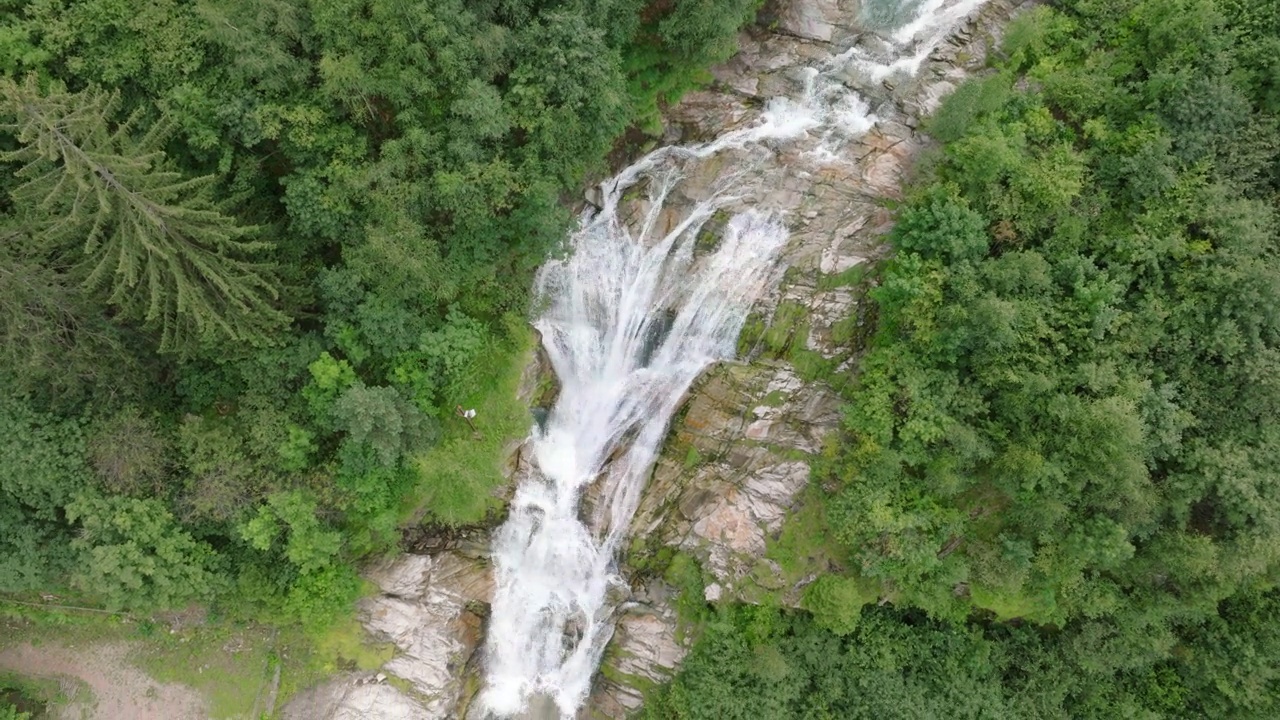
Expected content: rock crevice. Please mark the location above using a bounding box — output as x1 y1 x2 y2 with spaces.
282 2 1029 718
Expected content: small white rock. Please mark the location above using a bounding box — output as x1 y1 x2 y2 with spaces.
704 583 723 602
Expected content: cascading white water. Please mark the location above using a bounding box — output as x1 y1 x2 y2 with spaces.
478 118 807 720
478 2 990 717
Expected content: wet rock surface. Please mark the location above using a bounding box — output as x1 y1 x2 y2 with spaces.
282 2 1029 719
360 552 492 716
586 594 688 719
282 678 428 720
280 551 493 720
588 0 1030 715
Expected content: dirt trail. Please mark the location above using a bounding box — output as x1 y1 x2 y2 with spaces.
0 642 207 720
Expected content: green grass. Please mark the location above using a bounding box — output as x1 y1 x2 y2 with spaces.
0 597 395 720
273 613 396 709
305 615 395 673
683 446 703 470
789 346 837 383
1 671 65 718
410 324 536 526
0 599 125 638
760 389 788 407
664 552 712 631
749 301 848 384
816 263 869 291
969 585 1056 624
829 314 861 347
762 301 809 355
134 623 278 719
765 489 851 586
0 602 279 720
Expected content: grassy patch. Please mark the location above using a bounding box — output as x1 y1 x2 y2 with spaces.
0 598 129 642
955 481 1011 542
0 603 281 720
753 301 848 384
664 552 712 635
598 658 660 698
760 389 788 407
411 325 535 525
627 536 678 578
134 624 277 719
683 446 703 470
788 346 836 383
304 614 394 674
829 314 861 347
816 263 869 291
0 672 64 718
765 489 851 586
271 613 397 710
0 598 393 720
970 585 1055 624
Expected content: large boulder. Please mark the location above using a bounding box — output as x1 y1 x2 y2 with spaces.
281 552 492 720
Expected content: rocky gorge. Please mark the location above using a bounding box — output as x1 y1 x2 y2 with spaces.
282 1 1031 717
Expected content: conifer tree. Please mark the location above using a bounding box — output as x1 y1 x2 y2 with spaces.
0 75 285 353
0 220 135 399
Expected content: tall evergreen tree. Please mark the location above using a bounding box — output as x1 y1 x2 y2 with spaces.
0 75 285 353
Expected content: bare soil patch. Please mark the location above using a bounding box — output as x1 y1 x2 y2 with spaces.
0 642 207 720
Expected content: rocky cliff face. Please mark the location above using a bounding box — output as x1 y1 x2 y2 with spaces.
586 1 1031 714
280 548 496 720
282 2 1028 718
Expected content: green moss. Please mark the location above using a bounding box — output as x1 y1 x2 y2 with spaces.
307 615 395 672
829 315 861 347
780 265 807 286
683 446 703 470
788 347 833 383
386 673 420 700
694 209 731 256
748 558 786 591
629 539 677 577
763 301 809 356
736 312 767 356
599 658 660 697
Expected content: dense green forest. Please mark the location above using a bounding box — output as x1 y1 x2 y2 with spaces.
650 0 1280 717
5 0 1280 717
0 0 762 629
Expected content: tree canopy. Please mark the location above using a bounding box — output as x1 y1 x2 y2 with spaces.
655 0 1280 716
0 0 764 624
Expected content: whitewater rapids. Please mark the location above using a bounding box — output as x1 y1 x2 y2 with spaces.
477 1 992 717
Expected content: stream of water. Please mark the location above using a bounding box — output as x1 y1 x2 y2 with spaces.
477 2 990 717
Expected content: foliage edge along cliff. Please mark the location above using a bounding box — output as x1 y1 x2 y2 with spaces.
0 0 765 627
644 1 1280 718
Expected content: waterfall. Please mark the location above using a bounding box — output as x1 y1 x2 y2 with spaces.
477 2 990 717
